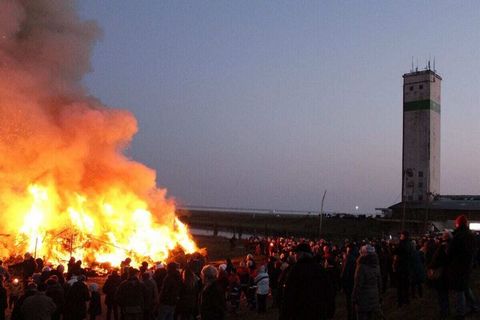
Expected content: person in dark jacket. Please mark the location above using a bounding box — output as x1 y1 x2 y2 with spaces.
393 231 413 307
103 270 121 320
352 244 382 320
88 283 102 320
428 230 451 319
268 260 282 308
277 257 294 315
64 275 90 320
447 215 478 318
410 241 426 299
22 253 36 288
11 282 38 320
49 265 66 286
341 244 357 320
141 272 158 320
7 277 22 310
176 264 199 320
280 243 333 320
199 265 225 320
45 276 65 320
0 275 7 320
116 269 147 320
158 262 182 320
21 290 56 320
377 241 391 294
153 264 167 296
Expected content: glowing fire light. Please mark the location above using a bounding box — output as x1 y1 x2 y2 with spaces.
9 183 197 266
0 0 198 267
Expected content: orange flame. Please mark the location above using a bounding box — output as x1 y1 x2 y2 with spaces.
9 183 197 266
0 0 197 267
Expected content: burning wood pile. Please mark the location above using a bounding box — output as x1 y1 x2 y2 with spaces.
0 0 197 267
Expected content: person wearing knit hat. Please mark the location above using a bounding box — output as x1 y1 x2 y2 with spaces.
447 214 478 318
455 214 468 228
353 242 382 320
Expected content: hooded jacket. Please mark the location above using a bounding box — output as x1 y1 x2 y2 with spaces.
352 253 382 313
254 267 269 295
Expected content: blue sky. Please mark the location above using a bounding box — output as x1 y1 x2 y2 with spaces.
78 1 480 213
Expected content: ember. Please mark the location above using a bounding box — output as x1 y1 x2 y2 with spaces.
0 0 197 266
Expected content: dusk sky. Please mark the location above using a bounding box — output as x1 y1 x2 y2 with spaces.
78 1 480 214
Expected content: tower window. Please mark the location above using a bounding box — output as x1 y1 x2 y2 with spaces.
418 182 423 188
418 171 424 177
418 195 423 201
409 86 414 91
419 85 423 90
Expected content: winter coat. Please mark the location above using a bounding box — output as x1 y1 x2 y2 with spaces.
21 292 56 320
200 280 226 320
0 286 6 310
22 258 36 279
341 252 357 292
236 266 250 286
102 273 121 306
159 271 181 306
8 282 22 298
45 282 65 314
11 290 37 320
142 278 157 312
0 267 9 281
115 277 147 314
176 273 199 315
393 239 413 275
428 241 449 290
88 291 102 317
410 249 426 284
64 280 90 320
352 254 382 313
447 225 476 291
280 255 333 320
153 269 167 295
254 270 269 295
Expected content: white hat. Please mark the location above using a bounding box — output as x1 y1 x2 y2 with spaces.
360 244 375 256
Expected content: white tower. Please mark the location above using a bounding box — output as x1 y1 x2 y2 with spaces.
402 67 441 202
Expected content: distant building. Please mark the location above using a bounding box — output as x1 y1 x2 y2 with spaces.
402 69 441 202
390 67 480 225
390 194 480 221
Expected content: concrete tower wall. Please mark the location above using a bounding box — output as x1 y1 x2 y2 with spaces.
402 70 441 202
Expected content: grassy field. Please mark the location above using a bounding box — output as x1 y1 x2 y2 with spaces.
182 210 426 240
195 235 480 320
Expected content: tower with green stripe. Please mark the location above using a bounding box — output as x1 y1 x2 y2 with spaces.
402 69 441 203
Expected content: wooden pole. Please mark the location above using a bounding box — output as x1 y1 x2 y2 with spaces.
318 190 327 238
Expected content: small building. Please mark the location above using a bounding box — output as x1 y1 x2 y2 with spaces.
389 195 480 221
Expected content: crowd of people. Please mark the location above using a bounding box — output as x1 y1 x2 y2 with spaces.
236 214 480 319
0 214 478 320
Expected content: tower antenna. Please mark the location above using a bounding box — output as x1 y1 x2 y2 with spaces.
433 57 436 72
411 56 414 72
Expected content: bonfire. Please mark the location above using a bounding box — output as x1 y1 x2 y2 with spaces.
0 0 197 267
